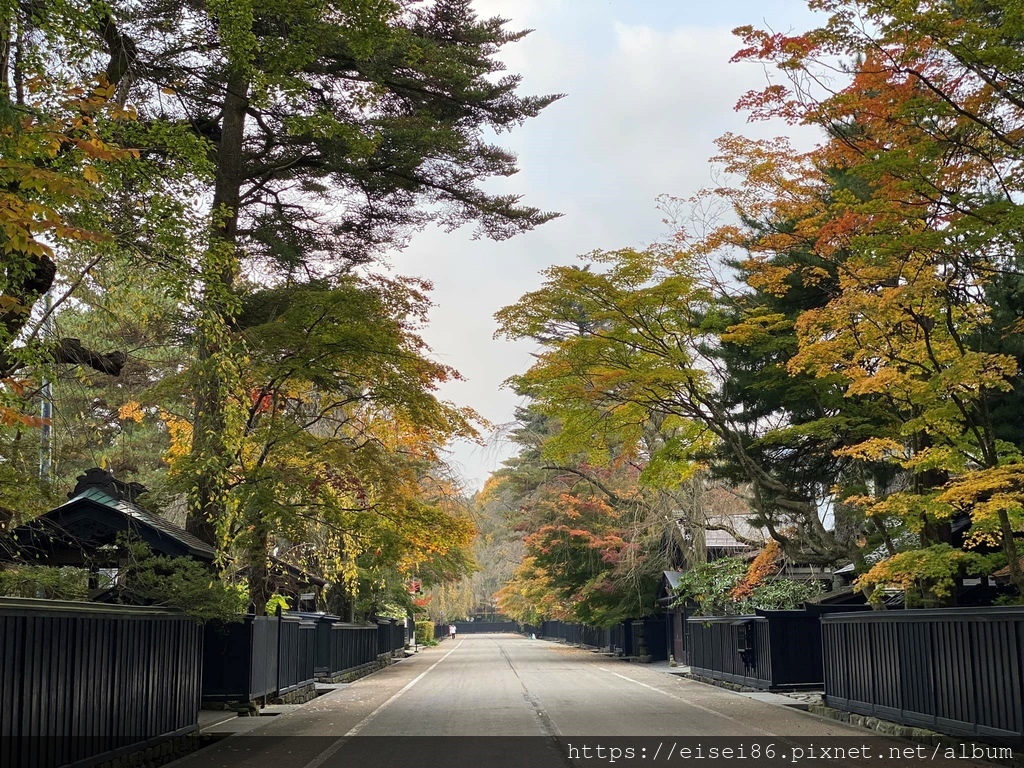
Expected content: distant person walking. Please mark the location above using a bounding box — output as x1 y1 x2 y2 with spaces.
450 624 456 639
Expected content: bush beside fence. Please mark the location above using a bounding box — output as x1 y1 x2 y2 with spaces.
415 620 434 645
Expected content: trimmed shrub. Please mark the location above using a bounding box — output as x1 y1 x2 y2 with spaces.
415 620 435 645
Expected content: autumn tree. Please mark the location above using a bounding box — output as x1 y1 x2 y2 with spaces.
0 1 145 387
496 556 569 626
727 1 1024 600
496 245 858 564
484 402 689 626
108 274 478 613
2 1 532 611
0 1 174 519
58 0 562 545
497 0 1024 605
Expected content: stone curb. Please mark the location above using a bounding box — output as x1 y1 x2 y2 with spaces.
806 704 1024 768
176 652 406 765
684 676 1024 767
314 651 402 685
94 732 200 768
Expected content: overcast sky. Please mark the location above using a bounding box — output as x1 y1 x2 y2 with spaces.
388 0 823 492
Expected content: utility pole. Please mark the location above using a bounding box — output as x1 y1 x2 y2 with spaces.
39 292 53 481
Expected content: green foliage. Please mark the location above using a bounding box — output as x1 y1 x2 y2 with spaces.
496 248 713 475
672 558 748 616
671 557 823 615
993 594 1024 607
265 594 291 614
749 579 825 610
0 566 89 601
415 620 435 645
0 443 60 526
117 540 247 623
495 246 846 566
855 545 1004 608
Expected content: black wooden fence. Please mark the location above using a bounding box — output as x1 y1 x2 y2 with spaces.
609 621 625 655
202 615 282 701
321 620 378 678
376 617 406 654
526 617 668 660
204 613 402 700
687 613 775 688
535 621 597 649
688 607 866 690
454 621 519 633
0 597 202 768
277 614 317 696
822 606 1024 746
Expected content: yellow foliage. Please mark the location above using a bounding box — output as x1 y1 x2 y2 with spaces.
160 410 193 462
118 401 145 423
855 545 995 607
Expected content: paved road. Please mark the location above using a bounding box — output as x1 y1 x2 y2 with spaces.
171 634 980 768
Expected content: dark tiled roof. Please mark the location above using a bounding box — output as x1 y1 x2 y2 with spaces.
48 488 215 561
76 488 215 559
69 467 147 503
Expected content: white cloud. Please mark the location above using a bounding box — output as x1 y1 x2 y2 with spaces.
388 8 820 491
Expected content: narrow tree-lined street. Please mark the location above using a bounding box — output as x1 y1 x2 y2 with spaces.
6 1 1024 765
175 635 973 768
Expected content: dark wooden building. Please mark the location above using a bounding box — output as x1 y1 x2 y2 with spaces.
1 468 326 608
2 469 215 578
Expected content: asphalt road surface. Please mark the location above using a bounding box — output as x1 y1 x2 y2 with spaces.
170 634 988 768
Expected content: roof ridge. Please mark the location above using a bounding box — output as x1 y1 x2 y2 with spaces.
58 486 215 559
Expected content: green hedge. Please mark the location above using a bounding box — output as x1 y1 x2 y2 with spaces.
415 620 435 645
0 565 89 600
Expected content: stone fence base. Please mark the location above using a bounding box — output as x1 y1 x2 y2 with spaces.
808 704 1023 768
273 682 317 705
316 653 397 684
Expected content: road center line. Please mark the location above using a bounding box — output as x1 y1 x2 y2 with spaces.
302 639 465 768
495 637 563 738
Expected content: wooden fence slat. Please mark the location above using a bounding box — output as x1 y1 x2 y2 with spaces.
823 606 1024 747
0 598 202 768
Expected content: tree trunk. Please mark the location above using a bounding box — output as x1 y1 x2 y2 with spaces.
1 8 11 101
247 535 271 617
186 69 249 546
915 439 950 548
998 508 1024 596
